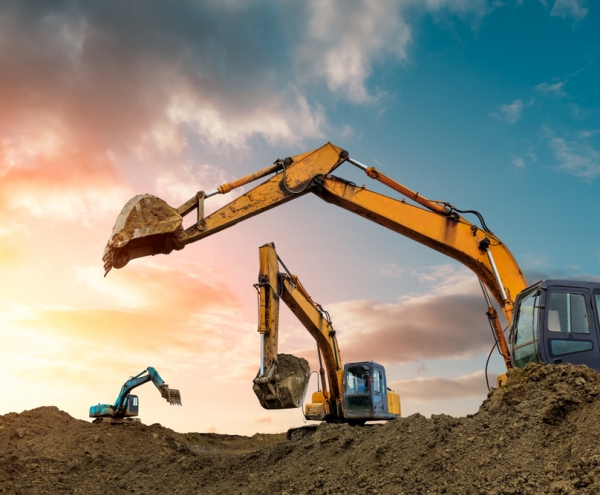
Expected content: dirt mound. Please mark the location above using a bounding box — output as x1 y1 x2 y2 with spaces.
4 364 600 494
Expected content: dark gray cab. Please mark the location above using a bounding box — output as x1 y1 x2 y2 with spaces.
342 361 397 421
511 280 600 370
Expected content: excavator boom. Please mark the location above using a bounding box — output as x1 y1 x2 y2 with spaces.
103 143 528 370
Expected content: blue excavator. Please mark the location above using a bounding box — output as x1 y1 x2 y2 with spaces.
89 367 181 424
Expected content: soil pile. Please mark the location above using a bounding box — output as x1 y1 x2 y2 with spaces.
3 363 600 495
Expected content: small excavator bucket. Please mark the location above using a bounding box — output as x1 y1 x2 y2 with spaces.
103 195 183 275
161 385 182 406
253 354 310 410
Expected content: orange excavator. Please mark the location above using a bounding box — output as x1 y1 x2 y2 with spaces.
252 242 400 424
103 142 600 381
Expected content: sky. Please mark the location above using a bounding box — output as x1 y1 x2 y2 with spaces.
1 0 599 435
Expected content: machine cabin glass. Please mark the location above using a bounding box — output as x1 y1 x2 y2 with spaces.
512 289 541 368
343 362 390 417
126 395 139 416
344 364 372 411
595 291 600 333
543 287 599 368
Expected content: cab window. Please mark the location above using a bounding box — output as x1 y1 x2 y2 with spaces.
373 369 381 394
515 290 538 345
548 292 590 334
345 365 370 395
550 340 593 357
512 290 540 368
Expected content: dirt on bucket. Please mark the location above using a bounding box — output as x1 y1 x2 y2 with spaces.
253 353 311 409
276 353 310 380
4 363 600 494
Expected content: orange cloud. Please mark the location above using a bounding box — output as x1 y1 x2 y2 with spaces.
2 260 246 379
329 292 493 365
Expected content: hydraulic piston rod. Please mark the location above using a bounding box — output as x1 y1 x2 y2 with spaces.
346 157 450 215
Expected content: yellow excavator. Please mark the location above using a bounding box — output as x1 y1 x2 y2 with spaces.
103 142 600 381
252 242 400 424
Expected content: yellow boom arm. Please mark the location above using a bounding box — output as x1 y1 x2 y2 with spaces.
255 243 344 414
104 143 528 369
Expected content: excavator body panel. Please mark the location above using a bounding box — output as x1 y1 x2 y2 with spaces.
89 403 115 418
342 362 398 421
304 390 331 420
512 280 600 371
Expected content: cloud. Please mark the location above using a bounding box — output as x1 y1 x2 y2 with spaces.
319 265 495 365
76 259 238 313
299 0 498 103
4 259 252 388
550 0 588 22
578 130 600 139
390 370 494 402
299 0 412 103
510 154 525 168
379 263 405 278
544 128 600 179
492 99 532 124
154 162 235 211
535 80 567 97
0 0 329 224
0 117 132 223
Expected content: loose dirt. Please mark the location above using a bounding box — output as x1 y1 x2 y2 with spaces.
123 195 178 237
3 363 600 494
277 353 310 381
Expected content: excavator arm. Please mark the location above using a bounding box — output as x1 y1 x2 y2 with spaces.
113 367 182 412
103 143 528 369
253 243 343 416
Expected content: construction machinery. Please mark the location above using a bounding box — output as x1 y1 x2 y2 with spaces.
102 142 600 376
90 367 182 424
253 242 400 424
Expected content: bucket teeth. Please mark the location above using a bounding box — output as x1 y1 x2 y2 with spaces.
169 389 182 406
103 246 113 277
161 386 182 406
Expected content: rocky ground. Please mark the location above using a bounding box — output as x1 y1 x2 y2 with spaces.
3 363 600 494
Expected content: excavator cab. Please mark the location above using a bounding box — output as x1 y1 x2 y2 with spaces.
511 280 600 371
125 395 139 417
342 362 400 421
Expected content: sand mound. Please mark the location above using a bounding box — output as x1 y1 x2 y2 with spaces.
3 363 600 494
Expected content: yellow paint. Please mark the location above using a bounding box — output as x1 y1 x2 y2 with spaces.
387 390 401 416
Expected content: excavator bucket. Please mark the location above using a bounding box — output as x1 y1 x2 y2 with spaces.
253 354 310 410
160 385 182 406
103 195 183 276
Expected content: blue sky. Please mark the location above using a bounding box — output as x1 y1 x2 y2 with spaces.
0 0 598 433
